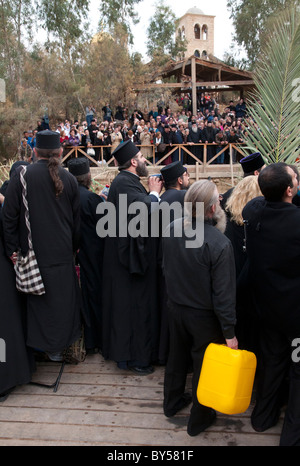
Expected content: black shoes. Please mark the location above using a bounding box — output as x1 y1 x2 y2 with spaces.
129 365 154 375
164 392 192 417
0 392 9 402
0 386 15 402
187 408 216 436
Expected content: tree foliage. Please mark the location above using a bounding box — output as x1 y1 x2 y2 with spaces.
0 0 148 161
99 0 142 44
146 4 186 65
226 0 299 69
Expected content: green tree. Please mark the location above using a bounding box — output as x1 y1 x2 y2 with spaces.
0 0 33 103
146 4 186 65
99 0 142 44
84 31 135 110
227 0 299 69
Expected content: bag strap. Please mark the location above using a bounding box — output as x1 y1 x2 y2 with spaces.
19 165 33 249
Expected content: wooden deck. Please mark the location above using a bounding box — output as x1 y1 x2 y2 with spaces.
0 353 283 447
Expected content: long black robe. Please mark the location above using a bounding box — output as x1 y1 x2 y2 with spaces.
0 207 34 395
101 170 161 366
242 197 300 445
158 188 187 364
76 185 105 351
224 217 259 354
2 160 81 353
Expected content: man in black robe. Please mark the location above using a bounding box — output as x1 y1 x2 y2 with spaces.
0 193 34 401
187 122 201 164
242 162 300 446
101 140 163 375
160 161 190 206
68 157 105 353
157 162 190 365
2 130 81 362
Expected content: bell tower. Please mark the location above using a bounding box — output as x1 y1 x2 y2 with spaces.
177 6 215 59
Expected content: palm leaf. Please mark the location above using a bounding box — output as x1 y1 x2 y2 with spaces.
242 6 300 164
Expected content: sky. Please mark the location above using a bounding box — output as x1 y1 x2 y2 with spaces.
89 0 240 62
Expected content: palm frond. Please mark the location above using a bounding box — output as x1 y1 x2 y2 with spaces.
242 6 300 164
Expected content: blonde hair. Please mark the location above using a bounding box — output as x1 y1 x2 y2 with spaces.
226 175 262 226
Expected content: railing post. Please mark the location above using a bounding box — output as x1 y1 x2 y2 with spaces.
203 144 207 176
230 144 234 186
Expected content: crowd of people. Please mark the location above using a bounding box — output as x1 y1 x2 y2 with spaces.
18 94 247 166
1 92 300 446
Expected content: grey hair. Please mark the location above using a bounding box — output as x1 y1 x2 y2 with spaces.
184 180 218 224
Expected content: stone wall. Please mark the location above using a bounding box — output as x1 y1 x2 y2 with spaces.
90 165 242 196
0 164 242 197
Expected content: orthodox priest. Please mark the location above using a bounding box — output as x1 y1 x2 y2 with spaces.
0 189 34 401
101 140 163 375
157 161 190 365
2 130 81 361
68 157 105 353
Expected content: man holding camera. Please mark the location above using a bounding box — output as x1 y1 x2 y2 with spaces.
101 140 163 375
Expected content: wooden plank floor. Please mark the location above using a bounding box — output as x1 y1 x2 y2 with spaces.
0 353 283 447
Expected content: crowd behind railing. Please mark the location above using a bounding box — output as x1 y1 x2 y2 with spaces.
18 94 248 168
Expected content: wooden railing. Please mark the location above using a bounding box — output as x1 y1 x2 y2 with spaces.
62 143 246 167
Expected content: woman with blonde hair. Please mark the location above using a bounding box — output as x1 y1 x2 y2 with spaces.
226 175 262 229
225 175 262 275
225 175 262 352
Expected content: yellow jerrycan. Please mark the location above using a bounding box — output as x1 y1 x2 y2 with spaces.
197 343 257 415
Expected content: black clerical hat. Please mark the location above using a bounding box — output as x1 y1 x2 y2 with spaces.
240 152 265 174
160 161 186 183
112 140 140 165
36 130 61 149
68 157 90 176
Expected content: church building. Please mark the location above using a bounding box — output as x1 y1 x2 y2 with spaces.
177 6 215 59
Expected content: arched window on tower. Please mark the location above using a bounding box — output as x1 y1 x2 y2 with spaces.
202 25 208 40
202 50 208 59
194 24 200 39
182 26 185 39
194 50 200 58
178 28 182 39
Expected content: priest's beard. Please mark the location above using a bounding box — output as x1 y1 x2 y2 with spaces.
136 159 149 177
213 204 227 234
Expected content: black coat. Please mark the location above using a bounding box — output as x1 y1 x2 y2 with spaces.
77 185 105 350
160 188 186 207
2 160 81 353
157 188 187 364
242 197 300 334
0 208 34 394
163 218 236 339
224 215 259 352
187 129 201 144
101 170 161 365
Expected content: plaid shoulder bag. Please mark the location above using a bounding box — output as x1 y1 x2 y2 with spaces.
14 165 46 295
